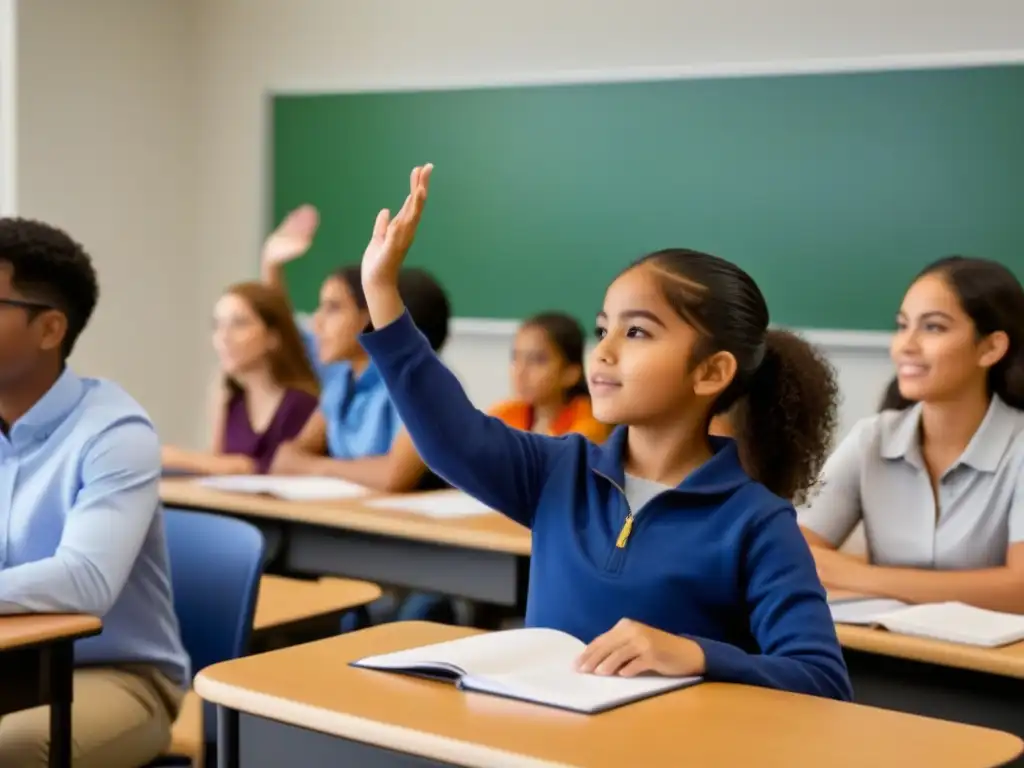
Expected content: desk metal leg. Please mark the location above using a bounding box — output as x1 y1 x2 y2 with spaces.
45 642 74 768
217 706 240 768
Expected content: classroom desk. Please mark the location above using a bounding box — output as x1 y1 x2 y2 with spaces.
160 480 531 609
0 614 102 768
195 622 1023 768
834 623 1024 766
253 575 383 635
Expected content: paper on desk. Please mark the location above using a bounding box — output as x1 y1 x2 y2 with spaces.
364 490 496 519
195 475 370 501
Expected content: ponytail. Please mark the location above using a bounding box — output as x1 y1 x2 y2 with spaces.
988 344 1024 410
729 330 840 504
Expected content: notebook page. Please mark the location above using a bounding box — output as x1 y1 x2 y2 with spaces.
464 661 699 714
364 490 496 519
829 598 909 625
195 475 369 501
353 628 586 678
878 602 1024 647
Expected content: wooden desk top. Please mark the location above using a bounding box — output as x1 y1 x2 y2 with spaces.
0 614 102 651
253 576 382 632
196 622 1023 768
827 590 1024 679
160 480 531 556
836 623 1024 680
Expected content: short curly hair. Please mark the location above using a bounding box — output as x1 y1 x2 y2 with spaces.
0 218 98 358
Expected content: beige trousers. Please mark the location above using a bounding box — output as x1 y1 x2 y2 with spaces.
0 664 183 768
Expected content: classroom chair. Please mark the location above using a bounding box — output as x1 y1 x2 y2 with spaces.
150 508 265 768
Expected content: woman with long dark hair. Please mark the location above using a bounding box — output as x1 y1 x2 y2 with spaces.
800 256 1024 614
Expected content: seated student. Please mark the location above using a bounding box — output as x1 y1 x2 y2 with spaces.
161 281 319 475
261 208 455 624
0 219 188 767
353 165 851 699
260 206 451 492
490 312 610 443
800 256 1024 614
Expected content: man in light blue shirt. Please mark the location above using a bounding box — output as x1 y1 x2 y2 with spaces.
0 218 188 768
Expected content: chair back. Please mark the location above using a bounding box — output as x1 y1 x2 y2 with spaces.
164 508 264 743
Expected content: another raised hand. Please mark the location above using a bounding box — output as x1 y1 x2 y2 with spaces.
262 204 320 266
361 164 433 329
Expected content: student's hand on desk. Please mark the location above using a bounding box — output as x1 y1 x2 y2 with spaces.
361 164 432 291
811 546 870 591
575 619 706 677
268 443 311 475
262 204 319 265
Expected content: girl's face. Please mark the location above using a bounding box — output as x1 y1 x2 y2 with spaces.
510 325 580 407
212 293 276 377
891 273 1006 403
588 265 734 426
312 277 369 363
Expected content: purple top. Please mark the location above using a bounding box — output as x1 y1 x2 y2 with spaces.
223 388 318 474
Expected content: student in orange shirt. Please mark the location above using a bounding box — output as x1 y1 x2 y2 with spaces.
490 312 610 443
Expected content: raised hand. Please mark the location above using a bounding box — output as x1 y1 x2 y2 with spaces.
262 204 320 266
361 164 433 291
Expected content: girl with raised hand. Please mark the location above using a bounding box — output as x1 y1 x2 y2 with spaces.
355 165 851 700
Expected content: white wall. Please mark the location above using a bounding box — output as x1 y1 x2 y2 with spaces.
14 1 1024 447
15 0 203 444
190 0 1024 444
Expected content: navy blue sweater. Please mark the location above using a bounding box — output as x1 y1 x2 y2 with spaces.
361 312 852 701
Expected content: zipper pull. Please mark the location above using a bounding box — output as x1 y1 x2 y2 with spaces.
616 513 635 548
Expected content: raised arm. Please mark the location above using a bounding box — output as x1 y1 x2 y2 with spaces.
260 204 320 294
0 420 162 615
357 165 569 526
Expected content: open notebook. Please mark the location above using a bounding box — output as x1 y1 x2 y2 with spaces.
363 490 496 519
352 628 700 714
194 475 369 502
829 598 1024 648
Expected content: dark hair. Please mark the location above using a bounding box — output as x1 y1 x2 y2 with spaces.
399 268 451 352
879 255 1024 412
635 249 840 503
331 265 368 311
522 312 589 400
0 218 98 358
328 265 450 352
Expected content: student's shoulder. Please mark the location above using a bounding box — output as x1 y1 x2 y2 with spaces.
78 377 156 433
487 398 529 424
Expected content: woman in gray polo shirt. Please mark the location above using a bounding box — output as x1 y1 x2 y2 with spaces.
800 256 1024 614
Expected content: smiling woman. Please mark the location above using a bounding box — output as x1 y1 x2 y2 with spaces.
160 282 319 475
800 256 1024 614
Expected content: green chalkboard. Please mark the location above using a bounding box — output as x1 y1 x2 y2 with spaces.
271 65 1024 331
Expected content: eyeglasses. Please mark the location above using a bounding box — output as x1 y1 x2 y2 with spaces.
0 298 53 312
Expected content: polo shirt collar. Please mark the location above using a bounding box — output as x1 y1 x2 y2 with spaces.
880 395 1017 473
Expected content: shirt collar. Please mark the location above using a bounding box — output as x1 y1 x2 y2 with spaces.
589 426 752 496
880 395 1017 473
9 368 84 443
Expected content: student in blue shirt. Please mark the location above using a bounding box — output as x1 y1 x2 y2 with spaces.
260 206 457 626
259 206 450 496
0 219 188 766
353 165 852 700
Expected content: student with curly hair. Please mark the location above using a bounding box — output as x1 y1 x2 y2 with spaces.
801 256 1024 614
0 218 187 766
353 165 851 700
